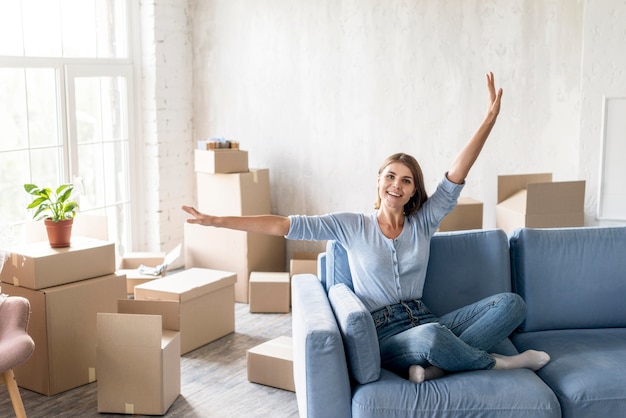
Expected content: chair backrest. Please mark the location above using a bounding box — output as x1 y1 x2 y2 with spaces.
0 296 35 373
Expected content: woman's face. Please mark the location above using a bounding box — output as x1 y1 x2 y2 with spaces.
377 162 416 212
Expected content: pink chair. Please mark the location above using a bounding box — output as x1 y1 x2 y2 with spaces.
0 296 35 418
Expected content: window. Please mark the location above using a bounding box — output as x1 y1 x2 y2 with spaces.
0 0 134 254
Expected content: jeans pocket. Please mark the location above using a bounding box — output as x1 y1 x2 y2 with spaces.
372 309 388 331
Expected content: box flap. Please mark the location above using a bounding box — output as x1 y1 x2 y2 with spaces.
497 173 552 203
134 268 237 302
526 181 586 214
497 189 528 214
117 299 181 331
97 313 162 348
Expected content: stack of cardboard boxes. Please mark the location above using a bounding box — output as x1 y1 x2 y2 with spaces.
184 145 286 303
0 237 126 396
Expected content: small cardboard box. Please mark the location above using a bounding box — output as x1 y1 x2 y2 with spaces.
496 173 586 234
1 273 126 396
0 237 116 289
247 336 295 392
184 223 285 303
249 272 290 313
117 244 182 294
97 313 181 415
439 196 483 232
196 169 271 216
194 149 249 174
290 252 319 277
130 268 237 354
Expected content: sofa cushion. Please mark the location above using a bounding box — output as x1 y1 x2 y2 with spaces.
512 328 626 418
423 229 512 317
328 283 380 384
325 240 353 292
509 226 626 332
351 368 560 418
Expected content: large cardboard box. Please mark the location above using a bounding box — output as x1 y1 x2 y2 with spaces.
247 336 295 392
496 173 586 234
184 223 285 303
194 149 249 174
130 268 236 354
0 237 115 289
439 196 483 232
290 252 319 277
1 273 126 395
117 244 182 294
196 169 270 215
249 272 290 313
97 313 181 415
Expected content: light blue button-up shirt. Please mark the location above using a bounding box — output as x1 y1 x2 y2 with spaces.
286 175 464 311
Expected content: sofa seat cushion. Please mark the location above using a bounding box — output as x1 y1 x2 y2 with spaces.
351 368 560 418
512 328 626 418
328 283 380 384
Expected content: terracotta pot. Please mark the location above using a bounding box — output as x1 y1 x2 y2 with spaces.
44 218 74 248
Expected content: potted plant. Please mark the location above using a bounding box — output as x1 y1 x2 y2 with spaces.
24 183 79 248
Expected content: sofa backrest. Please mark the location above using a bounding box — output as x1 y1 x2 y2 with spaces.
423 229 512 317
510 226 626 332
321 240 353 292
320 229 512 317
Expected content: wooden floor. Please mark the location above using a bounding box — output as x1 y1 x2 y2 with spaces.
0 303 299 418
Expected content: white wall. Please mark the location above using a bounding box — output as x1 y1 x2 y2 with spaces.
144 0 626 258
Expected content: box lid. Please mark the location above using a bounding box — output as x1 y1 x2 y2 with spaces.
248 336 293 361
134 268 237 302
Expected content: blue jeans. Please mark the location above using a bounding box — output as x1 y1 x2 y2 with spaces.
372 293 526 376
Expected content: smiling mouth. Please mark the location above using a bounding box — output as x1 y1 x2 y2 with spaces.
387 191 401 198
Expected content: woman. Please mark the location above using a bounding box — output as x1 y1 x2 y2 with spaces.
182 72 550 383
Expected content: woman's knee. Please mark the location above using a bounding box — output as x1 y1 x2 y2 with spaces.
496 293 526 323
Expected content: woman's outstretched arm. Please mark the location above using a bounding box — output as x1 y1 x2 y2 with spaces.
447 72 503 185
181 205 290 236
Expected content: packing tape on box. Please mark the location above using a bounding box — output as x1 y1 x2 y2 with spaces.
125 403 135 414
252 170 258 184
12 277 19 287
89 367 96 382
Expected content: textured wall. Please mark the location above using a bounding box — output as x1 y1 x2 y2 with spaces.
579 0 626 225
185 0 623 256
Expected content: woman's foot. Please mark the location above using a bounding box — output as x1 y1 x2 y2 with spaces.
408 365 445 384
492 350 551 371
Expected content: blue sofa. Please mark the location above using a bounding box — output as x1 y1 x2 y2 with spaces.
291 226 626 418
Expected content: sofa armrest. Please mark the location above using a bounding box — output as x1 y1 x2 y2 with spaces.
292 274 352 418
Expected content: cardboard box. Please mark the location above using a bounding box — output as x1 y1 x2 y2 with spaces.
439 196 483 232
130 268 236 354
249 272 290 313
97 313 180 415
496 173 586 234
196 169 271 215
194 149 249 174
0 237 115 289
1 273 126 395
247 336 295 392
290 252 319 277
184 223 285 303
117 244 182 294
